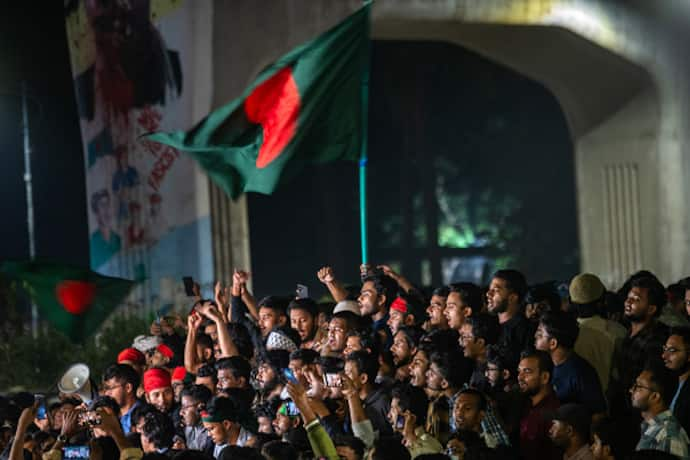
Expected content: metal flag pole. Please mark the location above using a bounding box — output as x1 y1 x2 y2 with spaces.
359 3 371 265
21 81 38 337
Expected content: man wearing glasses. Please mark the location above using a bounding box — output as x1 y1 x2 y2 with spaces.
662 326 690 436
101 363 141 434
630 363 690 459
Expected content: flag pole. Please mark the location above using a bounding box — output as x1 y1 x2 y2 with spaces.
359 4 371 265
21 81 39 338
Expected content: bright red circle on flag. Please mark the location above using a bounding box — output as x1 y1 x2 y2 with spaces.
56 280 96 315
244 67 301 169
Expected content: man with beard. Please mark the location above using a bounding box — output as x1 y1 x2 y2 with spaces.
288 298 319 349
662 326 690 435
444 283 482 333
486 270 532 367
631 363 690 458
180 384 214 454
101 363 141 434
609 275 668 417
143 368 176 416
426 286 450 331
258 297 289 339
517 350 561 460
548 404 594 460
358 273 399 347
390 326 425 381
255 350 290 405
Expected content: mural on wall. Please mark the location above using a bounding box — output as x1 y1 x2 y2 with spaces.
65 0 213 314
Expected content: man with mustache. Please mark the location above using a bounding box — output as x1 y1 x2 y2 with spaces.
662 326 690 435
517 350 561 460
609 275 668 417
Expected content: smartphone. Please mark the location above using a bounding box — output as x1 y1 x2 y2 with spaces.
283 368 298 384
295 284 309 300
396 414 405 430
34 394 47 420
324 373 341 388
285 401 300 416
183 276 195 297
78 410 101 426
63 446 90 460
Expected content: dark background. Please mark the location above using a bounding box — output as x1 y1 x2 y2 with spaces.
0 4 578 302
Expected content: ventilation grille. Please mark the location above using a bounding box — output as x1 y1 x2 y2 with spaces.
601 163 642 285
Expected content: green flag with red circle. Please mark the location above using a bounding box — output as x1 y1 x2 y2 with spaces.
1 260 135 342
145 3 370 199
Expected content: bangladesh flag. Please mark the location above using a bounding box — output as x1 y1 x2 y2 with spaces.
145 3 371 199
1 261 135 342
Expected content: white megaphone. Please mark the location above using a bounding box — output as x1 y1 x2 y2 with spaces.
58 363 96 404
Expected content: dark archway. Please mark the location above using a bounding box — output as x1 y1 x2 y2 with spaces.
248 40 577 297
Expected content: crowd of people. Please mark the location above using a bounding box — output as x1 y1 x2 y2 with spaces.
2 264 690 460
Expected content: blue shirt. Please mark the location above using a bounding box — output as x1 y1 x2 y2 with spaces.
552 353 607 414
120 400 141 435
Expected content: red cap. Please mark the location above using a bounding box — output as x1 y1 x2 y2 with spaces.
117 347 145 365
171 366 187 382
390 297 408 314
157 344 174 359
143 368 171 393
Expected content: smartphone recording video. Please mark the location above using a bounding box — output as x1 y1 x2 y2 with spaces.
324 373 341 388
34 394 47 420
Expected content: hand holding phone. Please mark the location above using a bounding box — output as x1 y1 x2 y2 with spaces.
295 284 309 300
283 368 298 384
182 277 195 297
34 394 47 420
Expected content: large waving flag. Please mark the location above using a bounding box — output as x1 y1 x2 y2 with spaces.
145 4 371 199
1 261 135 342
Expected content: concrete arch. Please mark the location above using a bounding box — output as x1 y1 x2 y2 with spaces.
211 0 690 286
369 0 687 286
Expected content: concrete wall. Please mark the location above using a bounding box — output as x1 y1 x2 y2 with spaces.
209 0 690 286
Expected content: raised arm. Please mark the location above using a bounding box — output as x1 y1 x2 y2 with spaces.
184 310 204 374
377 264 415 294
234 270 259 321
10 405 36 460
317 266 349 302
198 301 239 358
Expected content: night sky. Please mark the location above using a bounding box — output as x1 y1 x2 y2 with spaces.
0 4 578 300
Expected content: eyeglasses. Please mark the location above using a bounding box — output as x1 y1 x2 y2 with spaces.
101 383 124 392
663 346 688 354
485 366 500 373
631 382 655 392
